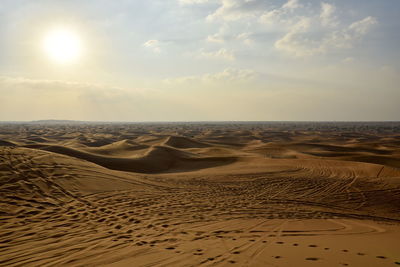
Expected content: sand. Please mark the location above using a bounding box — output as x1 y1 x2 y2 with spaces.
1 121 400 266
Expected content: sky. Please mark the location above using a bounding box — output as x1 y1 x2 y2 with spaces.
0 0 399 121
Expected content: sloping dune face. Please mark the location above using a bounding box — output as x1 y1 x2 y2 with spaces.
1 122 400 266
162 135 210 148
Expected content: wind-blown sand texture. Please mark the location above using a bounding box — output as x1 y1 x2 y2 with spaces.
1 121 400 266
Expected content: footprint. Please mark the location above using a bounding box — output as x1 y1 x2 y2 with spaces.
274 256 282 259
376 256 387 259
165 247 175 250
357 252 365 256
342 249 348 252
293 243 299 246
305 257 319 261
309 244 317 248
228 260 236 264
276 241 284 244
232 251 240 255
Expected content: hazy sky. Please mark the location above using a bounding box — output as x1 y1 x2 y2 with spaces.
0 0 399 121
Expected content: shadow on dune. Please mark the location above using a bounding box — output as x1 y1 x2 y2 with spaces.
0 139 17 147
340 155 400 169
288 143 393 155
162 135 210 149
23 144 236 173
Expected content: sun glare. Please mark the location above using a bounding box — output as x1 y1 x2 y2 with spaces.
43 28 82 64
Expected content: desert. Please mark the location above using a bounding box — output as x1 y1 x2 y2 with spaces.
2 0 400 266
1 121 400 266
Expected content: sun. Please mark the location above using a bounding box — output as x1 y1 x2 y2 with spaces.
43 28 82 64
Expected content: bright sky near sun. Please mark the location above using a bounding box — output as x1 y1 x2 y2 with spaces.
42 28 82 64
0 0 399 121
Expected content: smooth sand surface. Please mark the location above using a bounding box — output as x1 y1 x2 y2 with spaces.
1 122 400 266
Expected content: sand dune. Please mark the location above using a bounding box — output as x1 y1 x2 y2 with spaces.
0 122 399 266
162 135 210 149
0 139 17 147
83 139 149 156
22 143 235 173
340 155 400 169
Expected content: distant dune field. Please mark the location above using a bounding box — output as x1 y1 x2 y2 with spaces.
1 122 400 266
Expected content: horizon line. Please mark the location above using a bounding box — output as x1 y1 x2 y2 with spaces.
1 119 399 123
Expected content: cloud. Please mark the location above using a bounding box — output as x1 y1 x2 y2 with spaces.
323 16 378 49
206 0 267 22
206 23 232 43
143 39 161 53
0 76 151 105
206 33 225 43
163 68 257 84
205 0 377 58
208 0 326 28
342 57 355 63
274 13 377 57
0 76 148 100
348 16 377 36
0 76 117 92
258 9 284 25
0 76 158 121
198 48 235 61
237 32 254 45
320 2 337 27
205 68 257 81
179 0 210 5
282 0 302 10
259 0 320 27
